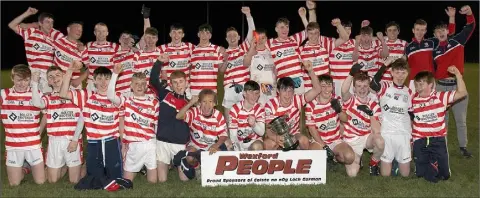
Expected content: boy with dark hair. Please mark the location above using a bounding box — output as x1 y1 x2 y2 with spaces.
229 80 265 151
60 61 123 179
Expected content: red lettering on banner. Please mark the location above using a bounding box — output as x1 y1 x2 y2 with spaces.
215 156 312 175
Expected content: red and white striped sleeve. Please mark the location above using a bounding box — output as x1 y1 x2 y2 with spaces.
377 81 390 97
342 96 354 111
255 103 265 124
228 104 239 129
184 106 197 126
216 112 228 137
437 91 456 106
16 26 32 40
50 29 65 41
290 31 307 46
305 101 316 126
264 99 276 124
369 100 381 118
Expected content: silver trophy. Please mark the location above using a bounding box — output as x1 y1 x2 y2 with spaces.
269 115 299 151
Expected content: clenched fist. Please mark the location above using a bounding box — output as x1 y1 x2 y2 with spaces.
331 18 341 27
24 7 38 16
113 63 123 74
459 5 472 15
298 7 307 17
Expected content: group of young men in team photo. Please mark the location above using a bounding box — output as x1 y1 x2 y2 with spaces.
1 0 476 188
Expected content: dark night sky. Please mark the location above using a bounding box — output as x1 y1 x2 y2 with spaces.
1 1 479 69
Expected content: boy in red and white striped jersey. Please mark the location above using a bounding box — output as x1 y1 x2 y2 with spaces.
175 89 228 179
221 6 256 122
306 74 354 165
133 27 161 97
381 22 408 83
31 66 84 183
352 26 389 79
411 68 467 182
1 64 46 186
189 24 225 96
8 7 64 93
60 61 123 179
266 10 308 95
340 66 384 177
107 63 160 183
264 61 320 150
299 19 349 92
111 31 140 95
86 23 120 91
52 21 89 89
228 81 265 151
329 21 355 97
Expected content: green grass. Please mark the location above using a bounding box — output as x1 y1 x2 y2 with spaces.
1 64 479 197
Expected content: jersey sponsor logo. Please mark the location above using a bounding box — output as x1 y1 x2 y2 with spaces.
334 53 352 60
9 112 34 122
352 118 368 130
90 56 110 65
312 58 326 66
228 58 243 69
193 120 217 131
32 42 53 52
383 104 405 114
55 51 74 62
130 113 150 127
276 48 296 58
416 112 439 122
90 112 114 124
359 61 375 70
195 62 214 70
52 111 76 121
122 62 134 70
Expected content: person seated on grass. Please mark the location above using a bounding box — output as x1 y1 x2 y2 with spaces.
1 64 46 186
174 89 228 180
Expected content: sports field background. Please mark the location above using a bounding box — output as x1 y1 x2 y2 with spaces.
1 64 479 197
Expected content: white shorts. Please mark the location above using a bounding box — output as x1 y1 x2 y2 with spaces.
156 140 186 165
6 149 44 167
344 134 373 156
380 134 412 164
408 80 416 93
233 139 263 151
222 85 244 109
31 68 52 93
46 136 83 168
310 139 343 151
124 139 157 172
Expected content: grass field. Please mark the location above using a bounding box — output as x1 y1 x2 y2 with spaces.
1 64 479 197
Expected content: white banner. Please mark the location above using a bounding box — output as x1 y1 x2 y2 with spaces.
201 150 326 187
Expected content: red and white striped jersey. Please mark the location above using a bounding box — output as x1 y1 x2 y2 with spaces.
52 37 89 80
299 37 334 91
342 96 381 139
185 107 227 150
70 89 121 140
111 49 136 93
357 40 383 78
16 26 64 72
266 31 307 79
228 101 265 142
305 97 342 144
121 96 159 142
189 44 223 95
412 91 455 140
42 92 81 140
86 41 119 82
329 39 356 80
158 42 194 80
133 48 161 82
381 39 407 82
264 94 306 135
1 88 42 150
377 81 413 135
223 41 250 88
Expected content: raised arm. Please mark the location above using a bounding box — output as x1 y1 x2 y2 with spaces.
333 18 349 48
150 55 169 99
176 96 198 121
8 7 38 34
342 64 364 101
107 64 123 107
306 0 317 23
30 71 46 109
242 7 256 42
243 38 257 67
448 66 467 102
298 7 309 28
445 6 457 35
60 61 83 100
303 60 322 102
370 57 395 93
452 5 475 45
352 36 361 62
138 4 151 50
375 32 389 59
